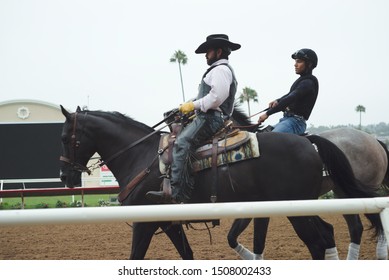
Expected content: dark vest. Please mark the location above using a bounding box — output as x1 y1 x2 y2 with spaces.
196 63 237 117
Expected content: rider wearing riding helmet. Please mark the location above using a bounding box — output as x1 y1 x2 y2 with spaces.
258 48 319 135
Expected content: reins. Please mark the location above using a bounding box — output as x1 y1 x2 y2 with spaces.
100 110 179 166
231 123 260 130
100 121 171 167
105 106 267 167
247 107 269 118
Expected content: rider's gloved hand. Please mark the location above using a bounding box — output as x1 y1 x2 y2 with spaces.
179 101 195 115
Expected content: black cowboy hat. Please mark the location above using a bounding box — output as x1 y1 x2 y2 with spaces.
195 34 241 54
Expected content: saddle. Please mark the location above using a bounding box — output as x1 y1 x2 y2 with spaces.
159 121 260 174
156 120 259 203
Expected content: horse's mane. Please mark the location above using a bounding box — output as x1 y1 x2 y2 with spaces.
85 110 155 133
232 106 252 125
231 104 260 132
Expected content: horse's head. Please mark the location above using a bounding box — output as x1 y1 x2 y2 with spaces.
59 105 97 187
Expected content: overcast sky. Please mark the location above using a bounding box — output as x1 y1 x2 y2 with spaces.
1 0 388 127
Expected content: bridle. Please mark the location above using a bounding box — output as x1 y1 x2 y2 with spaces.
60 111 98 175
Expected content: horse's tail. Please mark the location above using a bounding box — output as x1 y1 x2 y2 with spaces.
306 134 383 236
377 139 389 191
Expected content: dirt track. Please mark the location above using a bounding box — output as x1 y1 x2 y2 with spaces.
0 214 381 260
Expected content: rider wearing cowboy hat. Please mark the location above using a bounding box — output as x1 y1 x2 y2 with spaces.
146 34 241 203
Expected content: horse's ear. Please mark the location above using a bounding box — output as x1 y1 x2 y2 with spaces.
60 105 71 120
76 106 82 112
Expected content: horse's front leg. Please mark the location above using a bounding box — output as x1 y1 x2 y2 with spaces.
162 223 194 259
227 218 255 259
253 217 270 259
130 222 160 259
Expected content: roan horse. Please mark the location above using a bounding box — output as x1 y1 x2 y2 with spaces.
228 111 389 259
59 106 382 260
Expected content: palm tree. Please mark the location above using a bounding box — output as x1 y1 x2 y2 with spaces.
170 50 188 102
355 105 366 130
238 87 258 116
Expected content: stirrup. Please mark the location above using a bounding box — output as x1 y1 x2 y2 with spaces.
146 178 176 203
145 190 174 204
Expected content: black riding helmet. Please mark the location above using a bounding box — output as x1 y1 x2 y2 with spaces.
291 48 318 69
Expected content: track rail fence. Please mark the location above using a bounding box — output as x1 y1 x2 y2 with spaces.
0 197 388 246
0 178 119 207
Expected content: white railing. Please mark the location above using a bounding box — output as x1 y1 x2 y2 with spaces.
0 197 388 245
0 178 60 203
0 176 117 188
0 178 62 184
0 177 118 206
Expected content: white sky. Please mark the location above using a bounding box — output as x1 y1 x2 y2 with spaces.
0 0 388 127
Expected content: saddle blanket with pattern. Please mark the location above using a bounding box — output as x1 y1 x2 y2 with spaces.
159 131 260 174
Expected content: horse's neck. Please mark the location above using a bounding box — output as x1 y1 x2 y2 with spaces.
92 117 159 187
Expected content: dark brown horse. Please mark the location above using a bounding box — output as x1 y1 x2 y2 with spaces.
59 106 382 259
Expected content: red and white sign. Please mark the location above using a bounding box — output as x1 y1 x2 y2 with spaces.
99 165 118 186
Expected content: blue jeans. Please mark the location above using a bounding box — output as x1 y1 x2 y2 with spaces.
272 113 307 135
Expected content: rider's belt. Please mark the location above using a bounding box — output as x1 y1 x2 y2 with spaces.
206 110 229 120
284 111 306 121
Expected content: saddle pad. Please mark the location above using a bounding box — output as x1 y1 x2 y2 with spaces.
159 131 260 174
195 130 250 157
192 132 260 172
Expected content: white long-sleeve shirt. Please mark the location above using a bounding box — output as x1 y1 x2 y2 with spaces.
193 59 233 113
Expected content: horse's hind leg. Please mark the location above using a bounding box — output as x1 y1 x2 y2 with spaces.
130 222 160 260
376 232 388 260
343 214 363 260
162 223 194 260
343 214 388 260
228 218 255 259
288 216 338 260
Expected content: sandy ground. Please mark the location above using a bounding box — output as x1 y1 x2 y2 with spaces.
0 214 382 260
